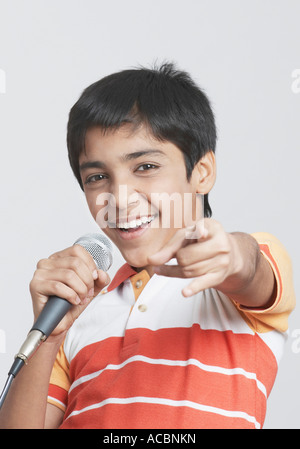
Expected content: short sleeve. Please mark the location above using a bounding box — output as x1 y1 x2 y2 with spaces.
234 232 295 333
47 341 70 412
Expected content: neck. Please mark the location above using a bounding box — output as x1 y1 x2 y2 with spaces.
131 265 155 278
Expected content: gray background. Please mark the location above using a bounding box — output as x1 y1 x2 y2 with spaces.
0 0 299 429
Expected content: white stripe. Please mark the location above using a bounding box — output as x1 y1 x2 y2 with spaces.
64 282 255 362
65 395 261 429
69 355 267 397
47 395 66 409
258 330 287 365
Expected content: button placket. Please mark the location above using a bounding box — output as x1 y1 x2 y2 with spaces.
136 280 147 312
137 304 147 312
135 279 143 289
130 271 150 312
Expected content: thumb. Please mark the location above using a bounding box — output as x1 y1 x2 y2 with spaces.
94 269 111 294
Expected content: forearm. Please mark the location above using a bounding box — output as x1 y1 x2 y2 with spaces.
0 338 62 429
217 232 277 309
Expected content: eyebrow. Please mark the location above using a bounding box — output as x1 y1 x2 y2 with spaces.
79 149 166 172
79 160 106 172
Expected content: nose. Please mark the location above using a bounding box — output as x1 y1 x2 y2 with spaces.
95 182 137 228
110 183 139 212
95 174 151 229
111 177 152 222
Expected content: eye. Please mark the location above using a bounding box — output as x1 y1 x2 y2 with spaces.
84 173 107 184
136 163 159 172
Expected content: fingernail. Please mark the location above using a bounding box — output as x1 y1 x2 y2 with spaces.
88 288 94 298
99 271 110 285
92 269 98 280
183 288 193 297
75 295 81 305
202 228 209 238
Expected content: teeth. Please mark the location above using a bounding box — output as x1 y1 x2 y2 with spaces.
117 216 154 229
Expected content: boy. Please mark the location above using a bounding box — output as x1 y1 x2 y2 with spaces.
0 63 295 429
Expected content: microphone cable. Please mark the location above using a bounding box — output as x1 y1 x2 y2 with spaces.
0 358 24 409
0 374 14 409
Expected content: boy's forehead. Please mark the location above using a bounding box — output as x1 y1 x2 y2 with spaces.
85 124 157 146
81 125 182 162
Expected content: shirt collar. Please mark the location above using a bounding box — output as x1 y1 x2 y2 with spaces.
107 258 178 292
107 263 137 292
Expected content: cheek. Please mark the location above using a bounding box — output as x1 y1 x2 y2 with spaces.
85 194 98 219
84 192 109 228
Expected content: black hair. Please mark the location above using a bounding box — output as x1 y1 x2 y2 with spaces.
67 62 217 217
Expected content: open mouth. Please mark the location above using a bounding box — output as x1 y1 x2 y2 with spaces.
116 215 156 232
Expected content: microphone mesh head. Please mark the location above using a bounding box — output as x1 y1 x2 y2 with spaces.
74 233 113 271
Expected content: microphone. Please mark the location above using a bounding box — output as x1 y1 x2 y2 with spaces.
5 233 113 381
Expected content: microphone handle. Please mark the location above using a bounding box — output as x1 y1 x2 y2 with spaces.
0 297 72 406
31 295 72 337
9 297 72 377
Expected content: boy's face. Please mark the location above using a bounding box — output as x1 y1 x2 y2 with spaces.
79 125 205 272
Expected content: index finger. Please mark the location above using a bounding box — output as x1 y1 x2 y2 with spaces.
148 220 208 266
147 228 192 266
50 244 98 274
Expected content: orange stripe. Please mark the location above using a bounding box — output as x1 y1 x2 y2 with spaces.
48 384 68 406
69 326 277 394
54 326 279 428
67 359 266 420
259 243 283 302
61 402 259 429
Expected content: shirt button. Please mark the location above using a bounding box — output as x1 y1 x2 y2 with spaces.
135 279 143 289
138 304 147 312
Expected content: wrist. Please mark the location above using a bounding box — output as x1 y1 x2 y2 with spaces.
217 233 258 296
230 232 258 284
43 331 66 349
218 233 276 309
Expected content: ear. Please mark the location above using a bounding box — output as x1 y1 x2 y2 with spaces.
193 150 216 194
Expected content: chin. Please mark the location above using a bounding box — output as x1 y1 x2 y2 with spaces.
120 248 152 270
123 255 149 270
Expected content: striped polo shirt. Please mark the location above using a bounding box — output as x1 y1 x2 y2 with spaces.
47 232 295 428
